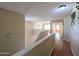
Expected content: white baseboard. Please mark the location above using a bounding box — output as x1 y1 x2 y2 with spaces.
70 46 75 56
64 39 75 56
63 39 70 43
49 47 54 56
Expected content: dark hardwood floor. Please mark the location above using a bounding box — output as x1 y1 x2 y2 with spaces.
51 40 73 56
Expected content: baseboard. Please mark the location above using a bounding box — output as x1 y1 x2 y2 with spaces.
70 46 75 56
64 39 70 43
65 39 75 56
49 47 54 56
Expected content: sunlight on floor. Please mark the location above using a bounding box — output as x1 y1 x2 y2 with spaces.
54 32 63 49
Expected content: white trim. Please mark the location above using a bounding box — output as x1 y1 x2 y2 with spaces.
33 30 42 42
64 39 70 43
49 47 54 56
12 33 53 56
34 30 47 42
70 45 75 56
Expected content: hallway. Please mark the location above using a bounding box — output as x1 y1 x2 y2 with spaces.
0 2 77 56
51 40 73 56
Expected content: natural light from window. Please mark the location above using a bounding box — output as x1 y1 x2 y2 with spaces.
44 24 50 30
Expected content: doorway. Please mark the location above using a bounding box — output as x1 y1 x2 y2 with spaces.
51 20 64 37
51 20 64 49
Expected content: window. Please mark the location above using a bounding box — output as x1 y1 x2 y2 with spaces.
43 23 50 30
52 23 60 32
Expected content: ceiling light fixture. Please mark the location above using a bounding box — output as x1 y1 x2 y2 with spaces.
59 5 66 9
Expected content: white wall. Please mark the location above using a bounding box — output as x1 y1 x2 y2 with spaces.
71 23 79 55
64 17 71 42
34 22 43 30
25 21 50 48
60 4 79 55
33 21 50 34
33 22 43 35
25 21 34 47
70 7 79 55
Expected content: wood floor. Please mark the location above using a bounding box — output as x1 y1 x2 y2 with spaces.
51 40 73 56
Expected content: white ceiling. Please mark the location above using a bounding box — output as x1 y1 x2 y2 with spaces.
0 2 76 21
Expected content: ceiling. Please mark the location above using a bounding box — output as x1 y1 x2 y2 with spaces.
0 2 76 21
